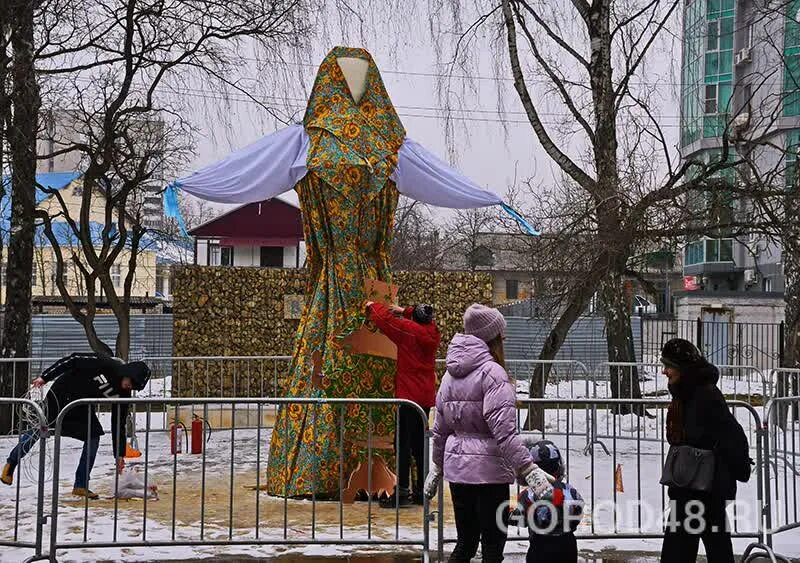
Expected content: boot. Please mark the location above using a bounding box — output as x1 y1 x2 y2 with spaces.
411 491 424 506
1 463 14 486
72 487 99 500
379 487 413 509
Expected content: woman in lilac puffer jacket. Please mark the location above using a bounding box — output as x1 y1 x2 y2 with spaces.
424 304 553 563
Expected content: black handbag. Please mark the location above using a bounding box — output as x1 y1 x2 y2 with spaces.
660 444 715 492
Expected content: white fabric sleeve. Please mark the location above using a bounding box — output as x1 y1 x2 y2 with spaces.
174 124 309 204
390 137 503 208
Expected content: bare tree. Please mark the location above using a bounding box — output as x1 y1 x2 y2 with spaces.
391 198 451 271
447 207 499 271
0 0 39 433
409 0 793 426
29 0 320 359
181 197 220 231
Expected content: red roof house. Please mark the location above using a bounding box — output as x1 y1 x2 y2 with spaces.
190 198 305 268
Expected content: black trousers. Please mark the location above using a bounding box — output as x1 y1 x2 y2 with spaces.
449 482 509 563
397 404 429 494
661 495 734 563
526 533 578 563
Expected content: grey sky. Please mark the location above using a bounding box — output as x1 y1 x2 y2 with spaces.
178 8 684 217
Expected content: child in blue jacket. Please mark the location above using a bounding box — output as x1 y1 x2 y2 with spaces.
509 440 584 563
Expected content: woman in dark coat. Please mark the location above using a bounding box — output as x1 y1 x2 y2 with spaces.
659 339 752 563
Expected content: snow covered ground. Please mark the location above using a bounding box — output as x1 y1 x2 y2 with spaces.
2 384 799 562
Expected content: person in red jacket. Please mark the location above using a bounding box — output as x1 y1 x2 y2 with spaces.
365 301 440 507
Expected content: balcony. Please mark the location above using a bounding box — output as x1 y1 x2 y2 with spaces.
683 238 736 275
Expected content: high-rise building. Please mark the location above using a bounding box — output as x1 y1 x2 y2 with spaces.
679 0 788 294
37 110 166 230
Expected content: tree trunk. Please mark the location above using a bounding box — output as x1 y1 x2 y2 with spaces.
81 317 114 358
526 267 605 430
601 269 644 416
0 0 39 434
778 203 800 428
115 310 131 361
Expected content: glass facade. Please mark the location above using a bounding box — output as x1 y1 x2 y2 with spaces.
787 129 800 190
683 149 737 267
684 238 734 265
784 0 800 115
681 0 735 145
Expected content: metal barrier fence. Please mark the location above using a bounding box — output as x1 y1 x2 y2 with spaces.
0 398 48 560
588 362 769 451
2 395 797 561
764 395 800 555
134 356 294 433
133 357 772 455
433 398 773 561
767 369 800 428
0 358 64 435
43 397 430 563
139 355 294 399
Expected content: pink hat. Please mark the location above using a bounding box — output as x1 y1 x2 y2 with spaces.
463 303 506 343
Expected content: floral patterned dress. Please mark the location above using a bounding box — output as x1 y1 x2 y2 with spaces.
266 47 404 497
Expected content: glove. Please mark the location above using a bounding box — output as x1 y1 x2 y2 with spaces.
423 464 443 499
523 464 554 500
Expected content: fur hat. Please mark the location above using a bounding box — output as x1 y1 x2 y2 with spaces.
661 338 704 372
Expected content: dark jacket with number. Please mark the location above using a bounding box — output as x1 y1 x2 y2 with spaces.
42 353 131 458
667 362 752 501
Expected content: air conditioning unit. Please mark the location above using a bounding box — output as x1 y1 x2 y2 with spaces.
735 48 752 66
744 269 758 285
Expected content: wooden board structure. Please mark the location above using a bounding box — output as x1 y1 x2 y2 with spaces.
337 278 398 359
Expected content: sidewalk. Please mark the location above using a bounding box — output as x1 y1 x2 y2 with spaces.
136 551 664 562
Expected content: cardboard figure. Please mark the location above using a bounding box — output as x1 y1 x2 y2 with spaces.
164 46 537 498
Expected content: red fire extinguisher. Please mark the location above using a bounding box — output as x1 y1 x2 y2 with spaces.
170 420 188 455
191 414 212 454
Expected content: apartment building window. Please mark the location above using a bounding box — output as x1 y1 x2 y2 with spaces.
784 7 800 115
51 265 67 289
506 279 519 300
787 130 800 190
707 20 719 51
684 238 734 265
705 84 718 114
221 247 234 267
260 246 283 267
685 240 704 266
112 264 122 288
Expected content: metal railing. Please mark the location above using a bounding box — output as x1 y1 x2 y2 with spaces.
0 398 48 560
138 355 294 399
44 397 431 563
430 398 775 562
133 356 293 433
0 358 65 435
589 362 769 451
3 358 799 562
2 395 796 562
764 396 800 545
